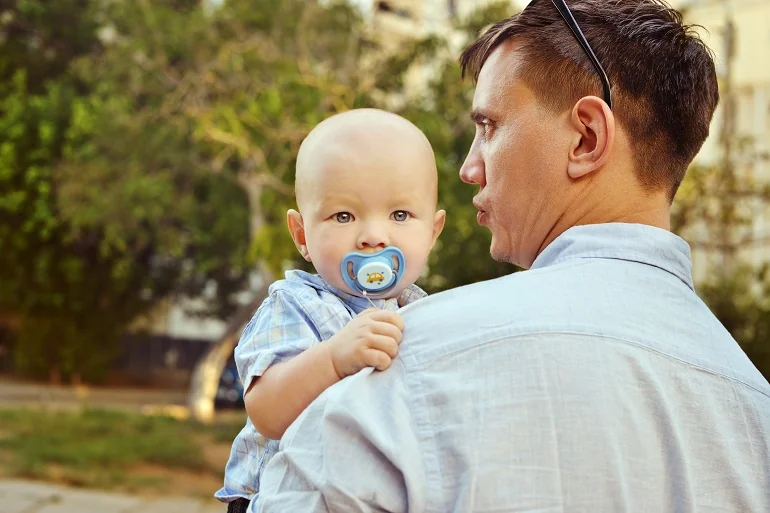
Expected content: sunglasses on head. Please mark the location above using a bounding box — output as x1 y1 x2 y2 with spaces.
551 0 613 109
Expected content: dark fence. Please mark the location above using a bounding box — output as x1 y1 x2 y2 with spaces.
112 334 234 388
116 334 215 373
0 328 238 389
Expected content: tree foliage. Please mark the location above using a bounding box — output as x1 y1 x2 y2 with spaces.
0 1 250 381
1 0 514 383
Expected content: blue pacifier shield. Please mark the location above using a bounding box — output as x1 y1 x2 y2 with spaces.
340 247 405 297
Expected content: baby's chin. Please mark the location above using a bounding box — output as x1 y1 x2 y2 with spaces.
326 273 411 301
371 281 416 302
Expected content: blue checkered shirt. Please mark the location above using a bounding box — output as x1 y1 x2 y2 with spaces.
215 269 427 505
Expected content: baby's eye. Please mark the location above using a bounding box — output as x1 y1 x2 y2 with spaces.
391 210 411 222
334 212 354 223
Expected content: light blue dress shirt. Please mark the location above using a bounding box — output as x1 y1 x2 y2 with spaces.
215 270 426 509
256 223 770 513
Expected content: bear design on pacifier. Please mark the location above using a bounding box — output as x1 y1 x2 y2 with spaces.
340 247 405 304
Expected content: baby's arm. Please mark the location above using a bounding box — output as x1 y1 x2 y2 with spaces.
245 308 404 440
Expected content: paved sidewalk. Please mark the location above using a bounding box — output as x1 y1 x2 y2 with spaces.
0 380 188 412
0 480 223 513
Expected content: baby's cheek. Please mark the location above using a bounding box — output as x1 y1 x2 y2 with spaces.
316 249 343 274
403 248 430 283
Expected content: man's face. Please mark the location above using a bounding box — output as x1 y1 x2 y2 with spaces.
460 41 573 268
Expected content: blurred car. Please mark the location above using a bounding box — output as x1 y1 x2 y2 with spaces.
215 364 245 409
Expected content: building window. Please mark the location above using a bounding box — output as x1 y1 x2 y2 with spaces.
375 1 412 19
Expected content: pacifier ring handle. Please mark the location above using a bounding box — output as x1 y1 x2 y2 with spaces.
361 290 378 310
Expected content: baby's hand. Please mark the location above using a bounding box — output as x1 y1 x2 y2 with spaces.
328 308 404 379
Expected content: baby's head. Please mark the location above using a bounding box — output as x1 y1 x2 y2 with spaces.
288 108 445 298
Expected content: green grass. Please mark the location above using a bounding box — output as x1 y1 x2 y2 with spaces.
0 407 242 490
210 417 244 444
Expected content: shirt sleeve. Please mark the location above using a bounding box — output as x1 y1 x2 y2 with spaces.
255 363 427 513
234 288 323 391
398 283 428 307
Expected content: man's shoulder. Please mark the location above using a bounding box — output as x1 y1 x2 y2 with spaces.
402 261 588 327
398 259 763 392
398 266 584 363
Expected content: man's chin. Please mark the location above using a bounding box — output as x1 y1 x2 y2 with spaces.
489 239 517 266
488 241 507 263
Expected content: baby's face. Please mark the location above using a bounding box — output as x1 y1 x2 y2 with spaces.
295 134 443 298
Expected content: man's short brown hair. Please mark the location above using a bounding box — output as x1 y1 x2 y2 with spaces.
460 0 719 199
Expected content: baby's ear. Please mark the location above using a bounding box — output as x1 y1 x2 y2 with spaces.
432 210 446 245
287 209 311 262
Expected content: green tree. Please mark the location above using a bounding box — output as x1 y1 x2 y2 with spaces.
177 0 383 420
1 0 521 406
0 0 111 382
697 266 770 378
184 0 519 420
0 0 250 382
381 2 519 290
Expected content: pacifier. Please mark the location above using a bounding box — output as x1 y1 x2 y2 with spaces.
340 247 405 299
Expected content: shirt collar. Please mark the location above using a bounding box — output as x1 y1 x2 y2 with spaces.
530 223 694 291
285 270 427 313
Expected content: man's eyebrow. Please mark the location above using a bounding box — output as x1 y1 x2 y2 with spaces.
470 109 490 124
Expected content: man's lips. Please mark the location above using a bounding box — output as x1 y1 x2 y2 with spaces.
473 198 487 226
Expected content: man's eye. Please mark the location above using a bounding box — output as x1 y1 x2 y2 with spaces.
391 210 410 222
334 212 353 223
476 119 494 139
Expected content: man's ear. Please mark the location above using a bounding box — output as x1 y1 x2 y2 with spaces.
567 96 615 179
431 210 446 246
287 209 311 262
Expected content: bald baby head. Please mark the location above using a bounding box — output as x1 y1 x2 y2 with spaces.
287 108 446 296
294 108 438 211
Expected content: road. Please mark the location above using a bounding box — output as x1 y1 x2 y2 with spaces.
0 480 224 513
0 379 188 412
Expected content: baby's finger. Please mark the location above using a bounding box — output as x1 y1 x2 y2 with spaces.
363 348 393 371
367 334 399 358
368 309 405 331
369 321 402 343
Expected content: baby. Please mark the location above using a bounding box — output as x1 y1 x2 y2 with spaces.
215 108 446 513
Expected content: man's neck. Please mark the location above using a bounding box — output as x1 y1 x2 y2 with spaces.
536 191 671 264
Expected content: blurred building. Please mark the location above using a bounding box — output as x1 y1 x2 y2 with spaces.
356 0 530 49
671 0 770 279
129 272 264 340
351 1 528 97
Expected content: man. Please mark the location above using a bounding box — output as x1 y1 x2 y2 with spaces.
256 1 770 511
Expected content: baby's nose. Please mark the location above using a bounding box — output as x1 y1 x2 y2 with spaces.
357 222 389 250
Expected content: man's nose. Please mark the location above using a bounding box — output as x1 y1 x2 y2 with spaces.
356 221 389 250
459 146 486 186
